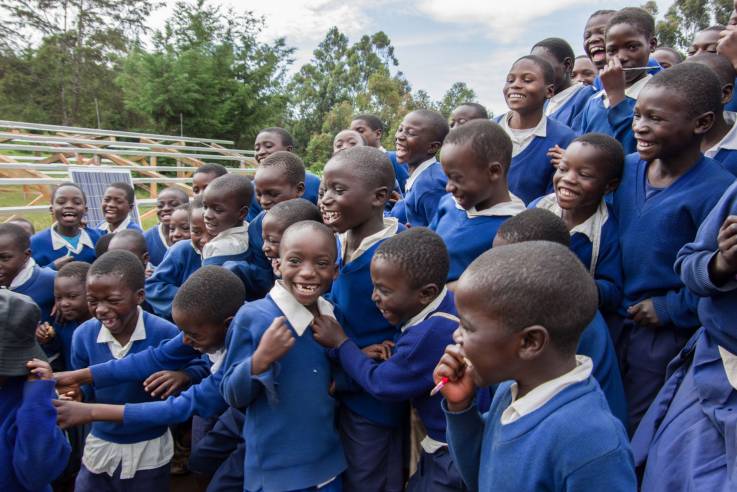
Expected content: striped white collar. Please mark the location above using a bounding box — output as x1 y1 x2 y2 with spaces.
98 215 132 234
9 258 36 289
405 157 438 192
50 225 95 253
202 225 248 260
269 281 335 336
340 217 398 263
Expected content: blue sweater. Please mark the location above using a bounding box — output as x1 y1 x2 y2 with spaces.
0 379 71 492
143 225 169 267
71 311 183 444
444 378 636 491
386 150 410 194
220 296 346 492
30 227 101 268
52 318 82 370
430 194 522 281
97 219 142 234
11 264 56 323
223 211 276 300
336 290 457 442
612 154 734 328
548 84 596 129
390 161 448 227
497 116 576 205
145 239 201 320
712 148 737 177
576 90 641 154
247 172 321 221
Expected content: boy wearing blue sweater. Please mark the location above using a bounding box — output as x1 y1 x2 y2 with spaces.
435 241 636 491
351 113 411 194
321 146 406 491
0 290 71 492
429 120 525 282
202 174 251 266
530 133 624 316
143 187 189 267
631 181 737 491
220 221 346 492
389 109 450 226
613 62 736 431
312 228 466 491
31 182 101 269
97 182 142 234
496 55 577 204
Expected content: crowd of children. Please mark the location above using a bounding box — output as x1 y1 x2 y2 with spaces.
3 4 737 492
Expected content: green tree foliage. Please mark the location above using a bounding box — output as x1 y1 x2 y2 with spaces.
651 0 734 50
437 82 478 117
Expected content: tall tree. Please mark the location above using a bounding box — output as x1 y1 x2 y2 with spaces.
651 0 733 50
436 82 478 117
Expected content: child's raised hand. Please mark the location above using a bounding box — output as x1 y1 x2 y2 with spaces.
547 145 565 168
719 25 737 70
433 344 476 411
627 299 661 328
311 315 348 349
599 57 626 107
712 215 737 280
35 322 54 344
26 358 53 381
252 316 295 375
143 370 192 399
53 400 95 429
54 368 92 395
52 255 74 270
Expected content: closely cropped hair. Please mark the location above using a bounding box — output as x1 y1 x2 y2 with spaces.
455 102 489 120
655 46 684 63
109 229 148 255
51 182 87 203
191 195 204 210
57 261 91 283
268 198 323 225
328 146 396 190
161 187 190 203
496 209 571 247
174 202 192 214
194 163 228 178
701 24 726 33
259 127 294 148
607 7 655 38
173 266 245 322
532 38 575 64
589 9 616 19
281 221 337 259
260 151 306 186
374 228 449 289
461 241 598 354
409 109 450 143
571 133 625 181
514 55 555 86
0 223 30 250
205 174 253 209
8 218 35 235
107 182 135 205
353 114 385 132
443 119 513 172
89 250 145 292
94 233 114 257
647 62 723 117
686 52 737 87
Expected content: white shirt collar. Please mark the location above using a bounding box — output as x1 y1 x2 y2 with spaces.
500 112 547 157
202 224 248 260
208 349 227 374
157 223 170 249
453 194 526 218
50 225 95 253
718 346 737 391
545 83 585 117
98 215 132 234
706 121 737 156
402 287 448 332
598 74 652 108
340 217 399 263
96 307 146 359
269 281 335 336
405 157 437 192
9 258 36 289
501 355 593 425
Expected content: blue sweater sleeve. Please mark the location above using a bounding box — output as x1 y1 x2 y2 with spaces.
562 447 637 491
443 400 485 491
650 287 700 329
607 98 637 154
12 380 71 490
418 187 445 227
595 224 624 313
71 327 94 401
144 249 183 319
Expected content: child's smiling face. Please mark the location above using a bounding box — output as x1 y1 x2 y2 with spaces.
440 141 500 211
156 189 186 227
55 276 89 322
394 112 440 166
554 141 617 211
605 23 656 84
320 159 381 233
503 59 553 114
189 207 209 251
51 185 87 230
101 187 133 227
370 256 431 326
584 12 613 70
254 131 292 164
168 208 191 245
202 189 247 237
254 166 303 211
86 273 143 337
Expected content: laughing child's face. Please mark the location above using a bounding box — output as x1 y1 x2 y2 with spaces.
192 172 218 196
688 29 720 57
503 59 554 115
553 141 618 211
86 273 143 339
175 308 230 354
51 185 87 233
101 187 133 227
0 233 29 287
254 166 304 211
55 275 90 322
394 112 441 166
261 214 285 262
350 119 382 148
584 12 614 70
189 207 209 251
370 256 438 326
605 22 656 84
168 208 191 245
320 159 382 233
156 189 186 228
255 131 292 164
572 57 597 85
440 141 502 211
333 130 364 154
202 188 247 237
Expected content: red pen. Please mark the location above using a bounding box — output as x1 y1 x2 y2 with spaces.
430 377 449 396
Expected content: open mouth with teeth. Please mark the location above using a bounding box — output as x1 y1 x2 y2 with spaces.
293 283 319 296
589 46 606 64
59 211 80 222
637 140 655 151
507 93 526 101
556 186 579 200
100 317 119 330
322 210 341 225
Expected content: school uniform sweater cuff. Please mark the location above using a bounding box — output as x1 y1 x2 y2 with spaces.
22 379 57 404
228 356 280 407
696 252 737 293
650 296 672 327
89 361 120 388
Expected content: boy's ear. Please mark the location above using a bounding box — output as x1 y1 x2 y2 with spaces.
649 36 658 53
487 161 505 181
222 315 235 328
722 83 734 106
604 177 620 195
694 111 716 136
273 258 282 277
296 181 305 197
142 252 150 264
428 140 442 156
418 283 441 305
134 288 145 306
238 204 249 222
372 185 390 208
517 325 549 360
286 145 294 152
563 56 574 76
544 83 555 100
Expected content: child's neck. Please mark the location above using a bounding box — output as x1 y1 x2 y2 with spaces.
624 71 647 89
108 217 125 229
508 107 544 130
408 155 435 174
515 353 577 399
701 112 731 153
560 201 599 230
54 223 80 237
110 310 139 347
648 144 703 188
556 78 573 95
475 189 512 211
345 213 386 259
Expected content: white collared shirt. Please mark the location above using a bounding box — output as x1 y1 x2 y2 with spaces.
84 306 174 478
500 355 593 425
535 193 609 273
98 215 132 234
598 74 652 109
208 349 227 374
269 281 336 336
402 287 448 333
202 225 248 260
499 112 547 157
50 225 95 254
718 346 737 391
340 217 398 264
404 157 437 192
545 83 585 117
9 258 36 290
705 122 737 158
453 195 526 219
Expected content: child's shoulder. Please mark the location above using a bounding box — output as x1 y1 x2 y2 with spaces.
141 310 179 336
30 228 52 244
232 296 279 329
545 117 576 140
72 318 102 341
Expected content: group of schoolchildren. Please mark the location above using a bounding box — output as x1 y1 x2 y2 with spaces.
3 5 737 492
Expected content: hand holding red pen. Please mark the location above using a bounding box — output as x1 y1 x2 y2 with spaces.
432 344 476 412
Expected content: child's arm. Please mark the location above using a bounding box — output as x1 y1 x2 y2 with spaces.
594 226 624 313
562 447 637 491
144 251 187 319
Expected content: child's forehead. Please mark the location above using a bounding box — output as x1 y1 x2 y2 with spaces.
170 208 189 220
104 186 127 196
0 233 24 250
55 274 85 289
692 29 720 45
509 58 545 75
55 185 85 200
256 131 286 145
605 22 649 41
158 189 184 202
255 164 289 182
586 13 613 30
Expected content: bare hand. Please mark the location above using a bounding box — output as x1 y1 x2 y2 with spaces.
547 145 566 168
599 57 626 107
35 322 55 344
311 315 349 349
252 317 295 374
361 342 393 361
144 370 191 399
719 25 737 70
144 265 155 279
26 358 53 381
54 368 92 395
627 299 661 328
53 400 95 429
433 344 476 411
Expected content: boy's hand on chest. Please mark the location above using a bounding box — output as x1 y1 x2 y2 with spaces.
252 317 295 375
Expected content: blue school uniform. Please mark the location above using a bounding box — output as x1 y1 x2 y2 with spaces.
201 225 249 266
390 158 447 226
247 172 322 221
496 113 576 205
545 82 596 128
96 215 142 234
30 226 100 268
430 194 525 281
9 260 56 323
704 121 737 176
143 224 169 267
53 319 83 371
0 378 71 492
219 283 346 492
443 362 636 492
386 150 409 194
576 75 651 154
531 194 624 314
726 78 737 112
145 239 201 320
612 153 734 429
223 211 275 300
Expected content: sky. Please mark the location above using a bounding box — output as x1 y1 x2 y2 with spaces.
151 0 674 116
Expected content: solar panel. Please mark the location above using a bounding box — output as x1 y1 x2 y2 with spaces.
69 167 142 229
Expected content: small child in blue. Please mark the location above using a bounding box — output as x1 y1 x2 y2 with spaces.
435 242 636 491
389 109 450 226
31 182 101 269
312 228 467 491
631 180 737 491
98 182 142 234
429 120 525 282
143 187 189 267
220 221 346 492
495 55 576 204
0 290 71 492
576 8 658 153
350 113 411 194
201 174 251 266
530 133 624 316
612 62 736 431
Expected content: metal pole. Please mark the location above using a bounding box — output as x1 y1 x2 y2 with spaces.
95 98 101 129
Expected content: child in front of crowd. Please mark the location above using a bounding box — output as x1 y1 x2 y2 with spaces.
351 113 410 194
653 46 684 69
688 25 724 57
613 63 735 431
333 129 365 154
98 182 142 234
573 55 597 85
532 38 597 127
429 120 525 283
312 228 467 491
220 221 346 492
448 102 489 129
496 55 576 204
530 133 624 317
201 174 251 266
31 182 101 269
577 8 658 153
192 163 228 196
143 187 189 267
390 109 450 226
320 146 406 491
0 290 71 492
435 242 635 491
